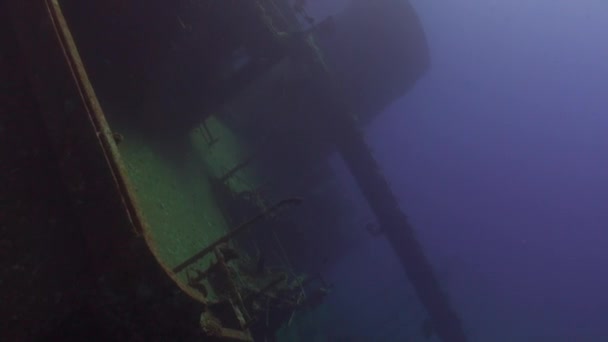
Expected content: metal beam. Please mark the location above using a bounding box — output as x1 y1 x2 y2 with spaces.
333 114 468 342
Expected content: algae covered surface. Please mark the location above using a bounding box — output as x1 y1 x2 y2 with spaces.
113 114 260 296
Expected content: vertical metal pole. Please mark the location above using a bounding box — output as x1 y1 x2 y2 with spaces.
332 112 468 342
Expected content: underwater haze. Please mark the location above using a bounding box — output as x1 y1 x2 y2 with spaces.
360 0 608 341
39 0 608 340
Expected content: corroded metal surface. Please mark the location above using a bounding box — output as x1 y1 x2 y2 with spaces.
46 0 147 236
2 3 204 336
5 0 142 271
4 0 213 304
0 11 89 339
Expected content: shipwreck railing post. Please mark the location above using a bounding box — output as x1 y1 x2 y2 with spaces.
331 112 468 342
299 41 468 339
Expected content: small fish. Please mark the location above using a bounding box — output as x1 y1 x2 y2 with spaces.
256 253 266 274
317 16 336 35
293 0 315 24
293 0 307 13
421 317 435 339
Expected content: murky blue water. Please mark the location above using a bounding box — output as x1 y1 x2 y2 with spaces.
358 1 608 340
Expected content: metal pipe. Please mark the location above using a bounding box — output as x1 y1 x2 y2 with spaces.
333 114 468 342
172 197 302 273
